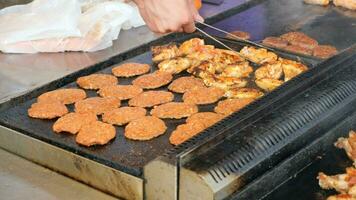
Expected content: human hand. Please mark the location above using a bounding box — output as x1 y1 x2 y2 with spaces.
134 0 204 33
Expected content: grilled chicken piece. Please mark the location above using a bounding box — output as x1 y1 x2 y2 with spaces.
240 46 278 64
318 168 356 194
304 0 330 6
335 131 356 164
152 44 180 62
327 194 356 200
334 0 356 10
158 57 200 74
186 45 215 61
204 75 248 91
179 38 205 55
188 61 220 77
255 78 283 92
221 61 253 78
213 49 245 65
255 61 283 80
280 58 308 81
225 88 264 99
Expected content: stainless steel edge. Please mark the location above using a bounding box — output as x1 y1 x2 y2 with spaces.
0 125 143 200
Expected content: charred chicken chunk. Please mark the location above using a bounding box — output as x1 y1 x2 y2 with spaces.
221 61 253 78
335 131 356 164
255 61 283 80
158 57 199 74
225 88 264 99
179 38 205 55
152 44 180 62
255 78 283 92
280 58 308 81
240 46 278 64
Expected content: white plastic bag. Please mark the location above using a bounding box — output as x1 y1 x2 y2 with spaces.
0 0 145 53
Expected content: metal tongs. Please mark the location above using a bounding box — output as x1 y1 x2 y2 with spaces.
195 21 270 66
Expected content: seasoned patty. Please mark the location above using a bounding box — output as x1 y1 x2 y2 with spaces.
186 112 225 128
128 91 174 108
76 74 118 90
280 58 309 81
284 45 313 56
98 85 143 100
132 71 173 89
150 102 198 119
313 45 338 59
53 112 97 134
225 88 264 99
38 88 86 105
280 32 318 49
76 121 116 147
28 101 68 119
214 98 254 115
226 31 251 40
169 121 206 145
102 107 146 125
125 116 167 140
111 63 150 77
262 37 288 49
183 87 225 105
74 97 120 115
255 78 284 92
168 76 205 93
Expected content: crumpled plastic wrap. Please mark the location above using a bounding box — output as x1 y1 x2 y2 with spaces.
0 0 145 53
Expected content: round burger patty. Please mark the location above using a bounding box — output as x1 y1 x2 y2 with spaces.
168 76 205 93
112 62 150 77
128 91 174 108
76 121 116 147
150 102 198 119
125 116 167 141
102 107 147 126
186 112 225 128
28 101 68 119
76 74 118 90
183 87 225 105
214 98 254 115
98 85 143 100
38 88 86 105
132 71 173 89
262 37 288 49
53 112 97 134
169 121 205 146
313 45 338 59
74 97 120 115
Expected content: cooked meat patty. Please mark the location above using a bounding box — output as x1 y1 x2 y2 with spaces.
169 121 206 145
128 91 174 108
98 85 143 100
313 45 338 59
38 88 86 105
186 112 225 128
304 0 330 5
183 87 225 105
240 46 278 64
225 88 264 99
102 107 146 126
76 74 118 90
132 71 173 89
76 121 116 146
28 101 68 119
262 37 289 49
214 98 254 115
255 78 284 92
125 116 167 140
150 102 198 119
334 0 356 10
53 112 97 134
280 32 318 49
111 63 150 77
152 44 180 62
284 45 313 56
280 58 308 81
168 76 205 93
226 31 251 40
255 61 283 80
74 97 120 115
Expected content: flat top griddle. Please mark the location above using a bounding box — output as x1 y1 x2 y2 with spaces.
0 34 318 177
206 0 356 53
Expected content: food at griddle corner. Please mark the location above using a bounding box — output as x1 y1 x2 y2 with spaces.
317 130 356 199
304 0 330 6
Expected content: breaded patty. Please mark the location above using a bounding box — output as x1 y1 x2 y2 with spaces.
255 61 283 80
132 71 173 89
128 91 174 108
169 121 206 145
168 76 205 93
150 102 198 119
214 98 254 115
313 45 338 59
28 101 68 119
76 121 116 147
102 107 146 125
76 74 118 90
284 45 312 56
53 112 97 134
125 116 167 140
183 87 225 105
98 85 143 100
262 37 288 49
255 78 284 92
38 88 86 105
226 31 251 40
111 63 150 77
186 112 224 128
74 97 120 115
225 88 264 99
280 32 318 49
